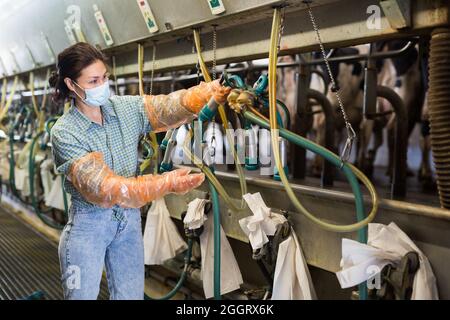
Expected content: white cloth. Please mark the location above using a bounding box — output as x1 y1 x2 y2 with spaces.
45 174 71 211
143 197 187 265
183 198 209 230
14 167 27 192
239 192 281 250
199 208 243 299
239 192 316 300
272 230 317 300
40 159 54 199
14 153 45 196
336 222 438 300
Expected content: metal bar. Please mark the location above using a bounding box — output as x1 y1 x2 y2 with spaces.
0 39 428 98
307 88 336 187
291 68 310 180
178 165 450 222
376 85 408 199
302 40 418 65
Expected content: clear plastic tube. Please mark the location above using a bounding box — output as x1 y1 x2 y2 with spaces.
192 29 248 210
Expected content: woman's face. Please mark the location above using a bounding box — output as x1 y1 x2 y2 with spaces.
65 59 109 97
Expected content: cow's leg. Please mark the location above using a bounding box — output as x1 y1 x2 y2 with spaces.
370 119 385 168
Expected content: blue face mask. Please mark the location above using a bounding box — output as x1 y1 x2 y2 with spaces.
73 80 111 107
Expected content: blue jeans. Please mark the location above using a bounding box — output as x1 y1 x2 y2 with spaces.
58 205 144 300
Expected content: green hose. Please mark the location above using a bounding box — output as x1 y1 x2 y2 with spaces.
276 99 291 130
208 175 221 300
8 133 18 197
144 237 193 300
8 132 27 202
260 98 291 129
45 117 59 135
275 108 284 129
61 174 69 214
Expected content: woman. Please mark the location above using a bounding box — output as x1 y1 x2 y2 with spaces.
49 42 230 300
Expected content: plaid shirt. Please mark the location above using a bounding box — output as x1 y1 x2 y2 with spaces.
50 95 151 210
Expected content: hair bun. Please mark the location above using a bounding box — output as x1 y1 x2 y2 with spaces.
48 70 59 88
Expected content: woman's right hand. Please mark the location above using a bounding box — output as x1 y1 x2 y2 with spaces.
210 79 232 105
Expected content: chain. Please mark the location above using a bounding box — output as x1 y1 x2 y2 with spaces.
195 60 201 85
212 25 217 81
210 124 216 158
304 1 356 162
211 25 218 160
277 7 286 53
149 42 157 96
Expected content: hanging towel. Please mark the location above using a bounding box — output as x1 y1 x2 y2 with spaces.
336 222 438 300
239 193 280 250
40 159 54 199
143 197 187 265
184 198 209 230
239 192 316 300
45 174 71 211
271 229 317 300
199 203 243 299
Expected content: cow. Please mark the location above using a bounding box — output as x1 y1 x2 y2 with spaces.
358 39 434 190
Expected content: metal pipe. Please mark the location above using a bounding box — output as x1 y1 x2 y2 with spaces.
303 40 417 66
307 88 336 187
180 164 450 221
5 40 418 98
376 86 408 199
363 45 378 119
428 28 450 209
291 68 310 180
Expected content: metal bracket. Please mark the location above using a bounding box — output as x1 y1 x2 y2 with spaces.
380 0 411 29
374 251 420 300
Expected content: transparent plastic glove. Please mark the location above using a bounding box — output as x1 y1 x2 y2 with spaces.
143 80 231 132
68 152 205 208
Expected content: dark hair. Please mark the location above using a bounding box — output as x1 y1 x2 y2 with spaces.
49 42 108 102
